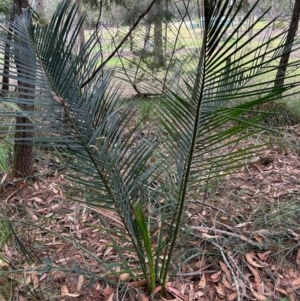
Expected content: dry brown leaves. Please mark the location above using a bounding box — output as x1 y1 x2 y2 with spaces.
1 130 300 300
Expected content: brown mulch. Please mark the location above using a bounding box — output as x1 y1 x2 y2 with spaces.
0 128 300 301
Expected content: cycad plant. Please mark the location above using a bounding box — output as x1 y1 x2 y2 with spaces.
0 0 300 296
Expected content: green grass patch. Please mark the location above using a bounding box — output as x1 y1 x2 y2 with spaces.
0 140 9 174
0 218 11 248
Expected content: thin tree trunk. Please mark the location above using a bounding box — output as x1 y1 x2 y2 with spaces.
129 13 134 52
164 0 168 59
76 0 85 50
143 21 151 53
153 0 164 67
274 0 300 91
13 0 35 177
247 14 254 44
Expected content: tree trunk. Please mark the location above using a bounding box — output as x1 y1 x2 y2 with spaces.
164 0 168 59
76 0 86 51
153 0 164 67
143 21 151 52
247 14 254 44
274 0 300 91
129 14 134 51
13 0 35 177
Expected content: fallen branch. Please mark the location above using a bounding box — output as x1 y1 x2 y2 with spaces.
193 226 264 249
176 269 217 277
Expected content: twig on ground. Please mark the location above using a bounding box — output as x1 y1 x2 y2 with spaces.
176 269 217 277
188 200 228 215
193 226 263 249
4 188 21 203
209 240 241 301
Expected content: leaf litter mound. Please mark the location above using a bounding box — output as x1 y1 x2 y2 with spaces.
0 128 300 301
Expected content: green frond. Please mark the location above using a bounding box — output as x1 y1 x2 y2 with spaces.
0 0 160 274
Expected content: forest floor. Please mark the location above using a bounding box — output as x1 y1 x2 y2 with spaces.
1 124 300 301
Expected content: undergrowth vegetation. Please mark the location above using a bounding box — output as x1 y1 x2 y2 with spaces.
0 140 9 174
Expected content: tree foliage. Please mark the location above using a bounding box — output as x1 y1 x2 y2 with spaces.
0 0 11 15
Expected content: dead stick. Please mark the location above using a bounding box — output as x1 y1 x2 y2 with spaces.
193 226 263 248
176 269 217 277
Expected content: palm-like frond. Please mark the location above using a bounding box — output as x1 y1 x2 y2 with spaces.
0 0 162 283
151 0 300 286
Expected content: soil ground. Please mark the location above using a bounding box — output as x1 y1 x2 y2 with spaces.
1 125 300 301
